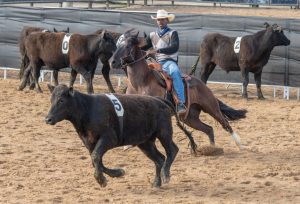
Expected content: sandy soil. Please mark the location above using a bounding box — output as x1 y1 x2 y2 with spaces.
1 3 300 203
0 75 299 204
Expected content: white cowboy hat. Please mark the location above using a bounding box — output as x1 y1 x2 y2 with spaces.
151 10 175 22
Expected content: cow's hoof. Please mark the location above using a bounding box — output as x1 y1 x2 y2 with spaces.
35 89 43 93
242 95 248 99
107 168 125 177
152 178 161 188
29 84 35 90
95 173 107 188
161 171 170 184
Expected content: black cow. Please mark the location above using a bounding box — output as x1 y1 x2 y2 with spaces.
19 30 116 94
45 84 197 188
199 23 290 99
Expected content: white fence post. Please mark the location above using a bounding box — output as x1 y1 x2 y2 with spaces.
283 86 290 100
4 69 7 79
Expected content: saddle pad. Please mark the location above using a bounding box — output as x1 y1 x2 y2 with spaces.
61 33 72 54
234 36 242 54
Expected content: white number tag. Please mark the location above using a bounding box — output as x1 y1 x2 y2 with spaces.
62 33 72 54
105 94 124 117
234 36 242 54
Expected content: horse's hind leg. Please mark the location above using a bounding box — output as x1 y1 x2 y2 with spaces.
184 108 215 145
157 132 179 184
211 111 241 147
138 141 165 188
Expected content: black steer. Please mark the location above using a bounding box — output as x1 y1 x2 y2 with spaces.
45 84 196 188
199 23 290 99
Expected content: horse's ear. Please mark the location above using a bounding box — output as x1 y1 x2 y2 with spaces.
143 32 147 38
47 84 55 93
67 27 70 33
264 22 270 29
53 27 58 32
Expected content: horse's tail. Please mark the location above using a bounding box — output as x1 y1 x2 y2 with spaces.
19 49 30 80
218 99 247 121
189 56 200 76
155 97 197 155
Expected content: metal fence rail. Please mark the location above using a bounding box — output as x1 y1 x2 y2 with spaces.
0 0 299 8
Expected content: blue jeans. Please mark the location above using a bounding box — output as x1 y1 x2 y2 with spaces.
159 60 185 104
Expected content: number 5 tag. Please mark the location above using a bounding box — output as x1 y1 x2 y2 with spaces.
105 93 124 117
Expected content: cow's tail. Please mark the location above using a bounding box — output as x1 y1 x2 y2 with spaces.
218 99 247 121
19 49 29 79
156 97 197 155
189 56 200 76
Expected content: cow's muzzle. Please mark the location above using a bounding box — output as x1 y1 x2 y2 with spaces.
45 116 56 125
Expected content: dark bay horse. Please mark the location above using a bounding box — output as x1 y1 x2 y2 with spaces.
18 30 116 93
110 32 247 149
198 23 290 99
19 26 70 88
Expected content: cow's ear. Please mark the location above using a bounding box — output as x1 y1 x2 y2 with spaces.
100 30 106 39
68 87 74 96
47 84 55 93
264 22 270 29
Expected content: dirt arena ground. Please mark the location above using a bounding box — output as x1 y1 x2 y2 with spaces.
1 3 300 204
0 74 299 203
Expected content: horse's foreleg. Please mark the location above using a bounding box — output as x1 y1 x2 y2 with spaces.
241 68 249 99
69 69 78 88
138 141 165 188
254 70 264 100
102 63 115 93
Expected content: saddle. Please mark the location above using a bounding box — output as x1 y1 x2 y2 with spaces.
147 61 191 119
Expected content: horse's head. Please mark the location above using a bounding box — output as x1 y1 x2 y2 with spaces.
264 23 290 46
109 29 141 69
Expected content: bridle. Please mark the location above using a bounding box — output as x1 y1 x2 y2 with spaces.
120 46 147 69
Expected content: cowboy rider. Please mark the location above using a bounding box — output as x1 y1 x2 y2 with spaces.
141 9 186 114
